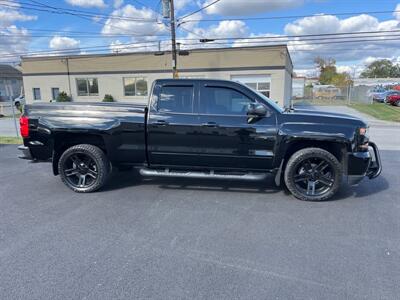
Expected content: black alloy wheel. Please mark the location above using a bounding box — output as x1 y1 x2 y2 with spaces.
293 157 335 197
58 144 110 193
63 153 98 188
284 148 342 201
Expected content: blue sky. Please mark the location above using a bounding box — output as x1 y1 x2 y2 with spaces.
1 0 400 76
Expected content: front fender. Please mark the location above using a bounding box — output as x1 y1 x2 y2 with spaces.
273 123 354 167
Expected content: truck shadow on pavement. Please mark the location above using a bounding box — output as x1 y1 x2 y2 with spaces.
104 171 281 195
330 175 390 201
104 169 390 200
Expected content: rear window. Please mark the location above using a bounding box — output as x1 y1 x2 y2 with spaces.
158 85 194 113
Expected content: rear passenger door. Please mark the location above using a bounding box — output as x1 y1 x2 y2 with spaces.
147 81 201 167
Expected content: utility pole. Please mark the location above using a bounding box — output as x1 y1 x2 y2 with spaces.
170 0 178 78
163 0 178 78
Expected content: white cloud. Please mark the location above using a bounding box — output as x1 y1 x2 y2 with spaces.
65 0 106 8
101 4 167 37
175 0 191 10
113 0 124 9
203 0 303 16
180 20 249 49
49 36 81 55
0 2 36 62
394 3 400 20
281 13 400 68
109 39 164 53
0 26 31 62
0 1 37 26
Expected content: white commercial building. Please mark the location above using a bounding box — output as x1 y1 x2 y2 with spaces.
21 45 293 107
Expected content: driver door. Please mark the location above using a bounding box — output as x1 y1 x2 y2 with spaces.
194 82 278 170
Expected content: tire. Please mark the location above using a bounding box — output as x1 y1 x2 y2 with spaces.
395 101 400 107
284 148 342 201
58 144 110 193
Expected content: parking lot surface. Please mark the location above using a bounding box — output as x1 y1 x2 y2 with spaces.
0 143 399 299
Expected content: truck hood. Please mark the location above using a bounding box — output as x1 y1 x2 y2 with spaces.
282 108 367 127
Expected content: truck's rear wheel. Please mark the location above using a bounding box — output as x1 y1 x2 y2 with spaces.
58 144 110 193
284 148 342 201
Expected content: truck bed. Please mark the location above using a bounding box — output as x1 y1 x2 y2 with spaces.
23 102 148 165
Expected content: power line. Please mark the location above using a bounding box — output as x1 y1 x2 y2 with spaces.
0 0 160 22
0 33 171 38
4 28 400 41
177 29 400 42
178 0 222 21
130 0 164 17
2 34 399 59
0 40 165 58
183 37 400 48
178 25 206 39
179 9 400 24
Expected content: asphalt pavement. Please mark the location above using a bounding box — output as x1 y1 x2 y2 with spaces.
0 142 399 299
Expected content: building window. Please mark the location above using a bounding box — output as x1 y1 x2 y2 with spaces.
123 77 148 96
76 78 98 96
51 88 60 100
231 75 271 98
33 88 41 100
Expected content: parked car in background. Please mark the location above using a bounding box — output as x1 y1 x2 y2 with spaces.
13 95 25 108
313 85 341 100
372 90 400 103
386 93 400 106
384 91 400 103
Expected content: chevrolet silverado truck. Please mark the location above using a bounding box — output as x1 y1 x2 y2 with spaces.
18 79 381 201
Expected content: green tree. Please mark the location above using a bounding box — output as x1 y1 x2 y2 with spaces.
331 72 353 87
314 57 353 86
314 57 337 85
360 59 400 78
102 94 114 102
56 91 71 102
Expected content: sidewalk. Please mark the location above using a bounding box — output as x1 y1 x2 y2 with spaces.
0 117 20 137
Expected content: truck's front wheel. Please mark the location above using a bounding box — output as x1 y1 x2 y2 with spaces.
58 144 110 193
284 148 342 201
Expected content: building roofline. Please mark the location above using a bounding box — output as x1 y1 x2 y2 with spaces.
21 44 290 62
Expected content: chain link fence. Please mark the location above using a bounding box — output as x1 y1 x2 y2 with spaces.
292 85 373 106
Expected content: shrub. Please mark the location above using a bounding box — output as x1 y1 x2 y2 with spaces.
56 91 71 102
103 94 115 102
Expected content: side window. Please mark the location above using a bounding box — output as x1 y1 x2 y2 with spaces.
200 86 254 115
51 87 60 100
158 85 194 113
33 88 41 100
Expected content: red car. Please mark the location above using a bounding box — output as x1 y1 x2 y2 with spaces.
387 94 400 106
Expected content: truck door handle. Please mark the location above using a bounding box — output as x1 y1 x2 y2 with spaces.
202 122 219 128
154 120 168 126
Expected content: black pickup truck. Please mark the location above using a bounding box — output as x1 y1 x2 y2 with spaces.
18 79 381 201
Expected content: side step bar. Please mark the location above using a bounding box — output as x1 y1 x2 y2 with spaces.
139 168 268 181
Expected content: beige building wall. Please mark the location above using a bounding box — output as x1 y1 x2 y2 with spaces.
22 46 293 107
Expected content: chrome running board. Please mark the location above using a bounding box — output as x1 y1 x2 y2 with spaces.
139 168 267 181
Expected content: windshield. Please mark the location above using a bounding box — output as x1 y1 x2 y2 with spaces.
254 90 284 113
236 81 284 113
